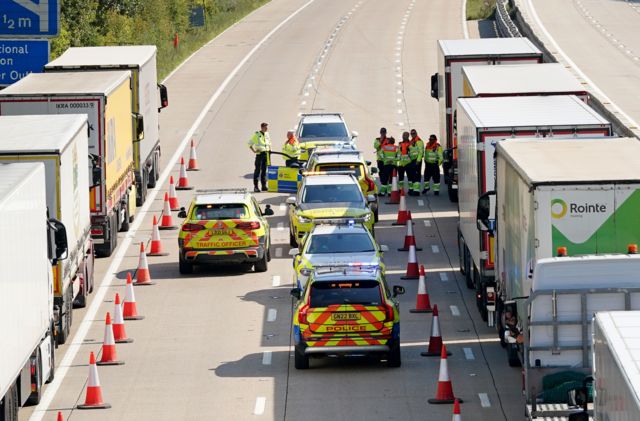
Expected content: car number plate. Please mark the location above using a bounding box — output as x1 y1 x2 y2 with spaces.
332 313 361 321
209 230 231 235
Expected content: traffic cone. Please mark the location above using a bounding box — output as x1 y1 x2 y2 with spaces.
398 211 422 251
187 139 199 171
428 344 463 404
76 352 111 409
176 157 193 190
97 312 124 366
135 243 155 286
410 265 432 313
159 193 177 230
452 399 462 421
392 189 409 225
147 215 169 256
57 412 64 421
123 273 144 320
168 176 180 210
401 242 420 279
421 305 451 357
112 293 133 343
386 169 400 204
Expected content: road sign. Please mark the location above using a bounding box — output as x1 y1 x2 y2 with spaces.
0 0 59 36
0 39 48 86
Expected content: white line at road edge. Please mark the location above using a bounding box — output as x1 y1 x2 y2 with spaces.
254 397 267 415
29 2 316 419
461 0 469 39
526 0 640 131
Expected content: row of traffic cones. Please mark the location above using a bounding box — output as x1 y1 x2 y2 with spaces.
77 141 201 410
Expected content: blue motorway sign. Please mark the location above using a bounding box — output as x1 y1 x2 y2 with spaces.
0 39 48 86
0 0 59 36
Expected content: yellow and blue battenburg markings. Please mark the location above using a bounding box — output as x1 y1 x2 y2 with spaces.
267 166 302 193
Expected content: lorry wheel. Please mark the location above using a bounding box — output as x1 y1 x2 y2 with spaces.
1 383 19 421
47 327 55 382
464 247 474 289
73 272 88 308
120 200 131 232
507 344 521 367
387 342 401 368
56 316 68 346
26 349 42 405
294 344 309 369
148 155 159 188
448 186 458 203
457 231 466 276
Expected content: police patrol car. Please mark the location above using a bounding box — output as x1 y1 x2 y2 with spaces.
295 113 358 160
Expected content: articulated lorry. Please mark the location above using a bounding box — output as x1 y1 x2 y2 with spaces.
0 71 138 257
0 163 68 420
475 138 640 419
430 37 543 202
457 96 612 322
45 45 169 205
0 115 93 345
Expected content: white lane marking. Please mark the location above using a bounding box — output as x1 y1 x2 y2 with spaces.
272 275 281 287
439 272 449 281
279 203 286 212
463 347 475 360
277 222 285 231
431 245 440 254
28 2 318 419
479 393 491 408
275 248 283 258
417 199 424 206
267 308 277 322
461 0 469 39
423 219 431 227
262 351 273 365
254 397 267 415
450 305 460 316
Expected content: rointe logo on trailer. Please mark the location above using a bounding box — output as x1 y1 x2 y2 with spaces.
550 199 567 219
551 198 607 219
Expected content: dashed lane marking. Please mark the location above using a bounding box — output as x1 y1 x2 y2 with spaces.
279 203 286 212
262 351 272 365
450 305 460 316
272 275 281 287
417 199 424 206
463 347 475 360
479 393 491 408
424 219 431 227
267 308 277 322
275 247 283 258
254 397 266 415
277 222 285 231
439 272 449 281
431 245 439 253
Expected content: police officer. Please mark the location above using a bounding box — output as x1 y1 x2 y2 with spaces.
248 122 271 192
373 127 388 172
379 137 397 196
423 134 443 196
408 129 424 196
282 130 301 167
397 132 412 192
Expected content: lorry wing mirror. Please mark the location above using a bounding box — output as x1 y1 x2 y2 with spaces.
134 113 145 142
442 148 453 163
48 218 68 262
392 285 405 297
158 83 169 110
370 167 378 175
177 207 187 218
476 190 495 233
262 204 274 216
430 73 439 99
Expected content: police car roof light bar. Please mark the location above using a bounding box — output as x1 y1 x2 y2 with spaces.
195 188 248 194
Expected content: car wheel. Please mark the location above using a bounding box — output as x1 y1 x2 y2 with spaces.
179 254 194 275
387 341 401 368
267 246 271 262
294 344 309 369
254 252 268 273
289 229 297 247
374 207 379 223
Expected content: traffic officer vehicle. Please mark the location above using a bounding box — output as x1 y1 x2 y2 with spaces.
295 113 358 160
177 188 274 274
287 173 376 247
305 147 379 221
289 219 388 288
290 264 405 369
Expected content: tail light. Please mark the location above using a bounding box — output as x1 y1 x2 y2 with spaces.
182 223 204 232
384 303 395 322
298 303 310 324
91 227 104 236
236 221 261 230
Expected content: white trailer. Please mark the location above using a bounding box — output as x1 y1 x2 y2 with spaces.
0 115 93 345
45 46 169 206
0 163 68 419
593 311 640 419
457 96 612 322
430 38 543 202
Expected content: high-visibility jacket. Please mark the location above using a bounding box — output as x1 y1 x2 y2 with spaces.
409 136 424 162
381 143 398 165
283 137 301 159
425 141 443 165
374 136 389 161
248 131 271 153
397 141 412 166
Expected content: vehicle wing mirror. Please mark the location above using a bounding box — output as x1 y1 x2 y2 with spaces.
442 148 453 163
392 285 405 297
367 194 376 203
430 73 439 99
288 248 300 256
476 190 495 234
370 167 378 175
48 218 68 262
379 244 389 252
290 288 302 300
351 130 359 139
365 160 371 166
158 83 169 110
286 196 297 205
177 207 187 218
262 204 274 216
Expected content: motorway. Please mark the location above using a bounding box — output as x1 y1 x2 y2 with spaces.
20 0 639 420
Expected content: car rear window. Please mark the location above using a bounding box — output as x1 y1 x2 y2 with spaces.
310 280 382 307
307 233 375 254
302 184 362 203
316 164 363 178
300 123 348 140
192 204 248 220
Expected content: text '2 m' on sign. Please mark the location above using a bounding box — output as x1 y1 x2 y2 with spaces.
0 0 59 37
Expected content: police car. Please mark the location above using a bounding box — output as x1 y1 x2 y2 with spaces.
295 113 358 160
177 189 274 274
290 265 404 369
287 173 376 247
289 220 388 289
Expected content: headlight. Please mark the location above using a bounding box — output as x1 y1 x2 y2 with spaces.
363 213 372 222
297 215 312 223
300 268 312 276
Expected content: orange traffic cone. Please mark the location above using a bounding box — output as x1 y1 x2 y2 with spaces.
187 139 199 171
147 215 168 256
421 305 451 357
398 211 422 251
97 312 124 366
410 265 432 313
386 169 400 204
176 157 193 190
401 242 420 279
123 273 144 320
452 399 462 421
159 193 177 230
168 176 180 210
428 344 463 404
135 243 155 286
392 189 409 225
76 352 111 409
112 293 133 343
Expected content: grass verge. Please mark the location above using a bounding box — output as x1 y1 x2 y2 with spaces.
466 0 497 20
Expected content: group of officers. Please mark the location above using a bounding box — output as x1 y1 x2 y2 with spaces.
247 122 443 196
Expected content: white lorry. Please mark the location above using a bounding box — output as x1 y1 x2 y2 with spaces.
457 96 612 322
45 46 169 205
0 115 93 345
475 138 640 419
430 38 543 202
0 163 68 420
593 311 640 419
